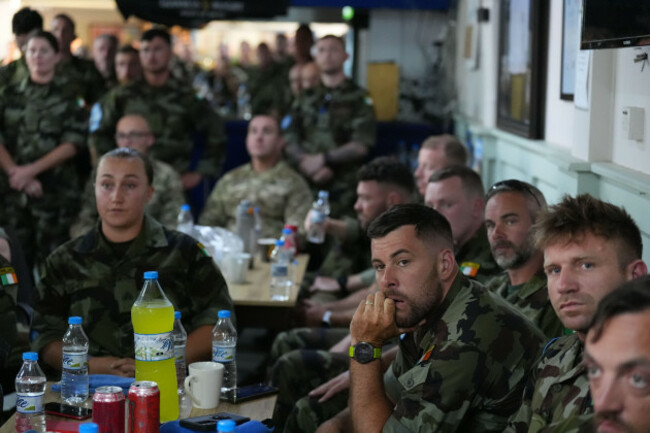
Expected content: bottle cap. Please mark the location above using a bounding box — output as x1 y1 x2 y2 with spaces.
68 316 82 325
218 310 231 318
181 204 190 212
318 190 329 198
175 311 181 319
22 352 38 361
144 271 158 280
217 419 236 432
79 423 99 433
282 228 292 235
275 240 285 247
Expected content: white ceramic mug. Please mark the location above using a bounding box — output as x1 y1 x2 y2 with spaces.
184 361 224 409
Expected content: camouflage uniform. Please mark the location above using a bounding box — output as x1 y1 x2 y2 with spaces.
283 80 376 218
31 215 233 364
456 226 501 283
247 62 289 116
0 58 29 91
88 77 226 177
0 76 87 266
503 334 592 433
486 272 564 339
285 274 546 433
198 161 312 239
70 159 185 238
55 56 106 107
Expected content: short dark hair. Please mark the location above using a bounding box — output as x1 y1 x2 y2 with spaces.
486 179 547 219
357 157 415 196
318 34 345 49
28 31 59 53
367 203 454 249
428 165 484 198
141 28 171 46
96 33 118 47
421 134 468 167
12 7 43 36
53 13 75 34
96 147 154 186
117 44 139 56
534 194 643 269
588 275 650 343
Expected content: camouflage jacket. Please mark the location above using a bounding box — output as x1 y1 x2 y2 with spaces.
70 159 185 238
247 62 289 117
0 58 28 92
383 273 546 432
198 160 312 239
486 272 564 339
503 334 592 433
88 76 226 176
31 215 233 359
318 216 371 280
456 226 501 283
55 55 106 107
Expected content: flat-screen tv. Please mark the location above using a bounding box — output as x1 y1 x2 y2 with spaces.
581 0 650 49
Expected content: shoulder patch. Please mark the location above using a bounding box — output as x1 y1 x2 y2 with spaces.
281 114 292 130
0 267 18 286
418 344 436 365
88 102 103 133
197 242 211 257
460 262 480 277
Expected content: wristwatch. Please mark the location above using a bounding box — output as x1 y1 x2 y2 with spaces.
349 342 382 364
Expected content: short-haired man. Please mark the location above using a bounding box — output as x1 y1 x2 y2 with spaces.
413 134 468 197
504 194 647 432
484 180 564 338
0 7 43 90
425 165 499 282
199 114 312 238
300 61 320 92
70 114 184 237
31 148 233 376
89 28 226 191
317 204 544 432
114 45 142 85
92 34 118 86
284 35 376 218
584 276 650 433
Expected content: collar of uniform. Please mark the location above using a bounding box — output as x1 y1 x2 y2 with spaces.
322 77 355 94
455 225 489 261
75 214 169 255
513 272 547 300
552 333 586 381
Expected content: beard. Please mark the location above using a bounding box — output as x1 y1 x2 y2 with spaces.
387 267 444 329
492 236 536 270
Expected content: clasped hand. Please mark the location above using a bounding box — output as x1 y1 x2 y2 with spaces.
350 292 416 347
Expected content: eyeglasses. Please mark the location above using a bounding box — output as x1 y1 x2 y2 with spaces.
114 131 150 141
487 179 542 207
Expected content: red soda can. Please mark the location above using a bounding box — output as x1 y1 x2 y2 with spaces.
93 385 125 433
127 381 160 433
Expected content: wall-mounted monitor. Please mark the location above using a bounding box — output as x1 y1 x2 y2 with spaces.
581 0 650 49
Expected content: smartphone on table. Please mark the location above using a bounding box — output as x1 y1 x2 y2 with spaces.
227 383 279 404
44 402 92 420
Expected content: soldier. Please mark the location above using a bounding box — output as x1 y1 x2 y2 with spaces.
300 61 321 92
114 45 142 85
284 35 376 218
484 180 564 338
247 43 289 117
50 14 106 106
504 194 647 433
413 134 468 197
70 114 184 237
425 165 500 282
89 28 226 191
309 204 544 433
0 7 43 90
0 31 87 270
198 114 311 239
92 34 118 87
31 147 233 377
584 276 650 433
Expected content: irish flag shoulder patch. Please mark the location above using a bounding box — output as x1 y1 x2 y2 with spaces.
0 267 18 286
459 262 480 278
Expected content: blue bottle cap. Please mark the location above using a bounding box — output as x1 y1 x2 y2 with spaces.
79 423 99 433
275 240 285 247
217 419 236 432
181 204 190 211
174 311 181 319
68 316 82 325
318 190 329 198
218 310 231 318
282 228 292 235
144 271 158 280
22 352 38 361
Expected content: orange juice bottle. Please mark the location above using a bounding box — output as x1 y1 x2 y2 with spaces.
131 271 179 422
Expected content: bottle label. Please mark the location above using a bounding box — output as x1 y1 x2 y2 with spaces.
134 332 174 362
311 210 326 223
270 264 288 277
62 352 88 370
212 343 235 363
16 393 44 414
174 344 186 363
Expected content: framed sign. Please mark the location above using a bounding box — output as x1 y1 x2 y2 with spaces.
561 0 581 100
496 0 548 139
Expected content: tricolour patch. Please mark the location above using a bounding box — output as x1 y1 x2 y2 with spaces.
459 262 480 277
419 344 436 365
0 267 18 286
197 242 210 257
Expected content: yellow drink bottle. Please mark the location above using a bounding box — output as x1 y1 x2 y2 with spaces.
131 271 179 422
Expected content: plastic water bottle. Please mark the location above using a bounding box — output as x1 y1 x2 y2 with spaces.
235 200 255 254
237 84 252 120
270 240 290 301
280 227 297 260
177 204 194 235
212 310 237 401
79 423 99 433
132 271 179 422
217 419 236 432
172 311 188 392
15 352 46 433
307 191 330 244
61 316 89 404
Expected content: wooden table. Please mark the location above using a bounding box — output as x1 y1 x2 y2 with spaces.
0 383 276 433
227 254 309 329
